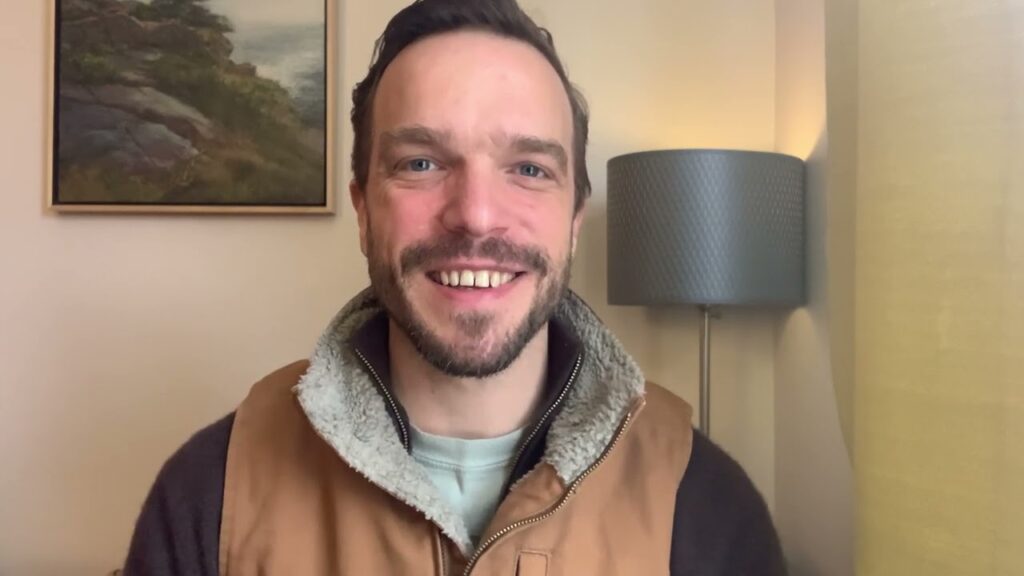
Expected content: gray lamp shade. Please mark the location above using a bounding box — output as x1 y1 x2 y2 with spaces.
607 149 805 307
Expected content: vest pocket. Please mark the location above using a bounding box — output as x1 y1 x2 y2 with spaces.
515 551 549 576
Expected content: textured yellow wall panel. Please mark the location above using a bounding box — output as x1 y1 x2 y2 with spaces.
853 0 1024 573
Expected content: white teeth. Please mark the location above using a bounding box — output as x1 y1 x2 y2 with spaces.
436 270 517 288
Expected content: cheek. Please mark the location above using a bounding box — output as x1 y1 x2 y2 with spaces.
371 194 443 254
514 202 575 253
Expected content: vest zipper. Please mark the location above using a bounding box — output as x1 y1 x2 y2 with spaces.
502 352 583 495
462 397 644 576
354 348 410 451
436 528 449 576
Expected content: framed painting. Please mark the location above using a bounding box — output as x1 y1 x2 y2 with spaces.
47 0 336 214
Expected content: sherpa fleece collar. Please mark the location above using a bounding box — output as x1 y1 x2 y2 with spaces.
294 288 647 556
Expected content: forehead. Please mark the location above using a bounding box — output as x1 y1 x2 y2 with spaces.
372 30 573 149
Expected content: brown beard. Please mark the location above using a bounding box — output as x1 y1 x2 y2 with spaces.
366 230 570 378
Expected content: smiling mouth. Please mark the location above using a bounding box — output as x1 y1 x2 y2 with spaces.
427 269 524 289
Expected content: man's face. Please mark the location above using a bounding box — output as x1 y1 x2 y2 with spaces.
351 30 583 378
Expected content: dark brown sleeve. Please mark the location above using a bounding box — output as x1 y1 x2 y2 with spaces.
671 430 787 576
122 414 234 576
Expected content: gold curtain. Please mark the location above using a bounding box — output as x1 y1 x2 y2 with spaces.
828 0 1024 573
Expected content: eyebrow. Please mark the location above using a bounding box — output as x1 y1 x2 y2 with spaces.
378 125 453 160
503 133 569 174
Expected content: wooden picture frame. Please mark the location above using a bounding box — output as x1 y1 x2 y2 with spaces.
47 0 336 214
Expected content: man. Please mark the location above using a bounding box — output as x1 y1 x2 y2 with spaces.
124 0 785 574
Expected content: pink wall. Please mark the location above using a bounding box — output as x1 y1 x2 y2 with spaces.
1 1 783 572
0 5 367 574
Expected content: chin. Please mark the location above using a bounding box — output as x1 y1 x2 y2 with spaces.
409 309 538 377
430 314 517 349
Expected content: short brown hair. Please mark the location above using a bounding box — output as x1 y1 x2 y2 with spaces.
350 0 591 212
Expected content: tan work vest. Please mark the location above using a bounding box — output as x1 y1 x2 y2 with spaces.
219 361 693 575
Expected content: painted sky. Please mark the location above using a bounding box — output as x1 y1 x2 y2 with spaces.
207 0 326 101
206 0 323 27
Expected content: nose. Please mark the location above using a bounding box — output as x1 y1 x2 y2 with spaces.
440 162 506 237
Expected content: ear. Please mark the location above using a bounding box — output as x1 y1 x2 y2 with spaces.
349 180 369 257
570 201 586 257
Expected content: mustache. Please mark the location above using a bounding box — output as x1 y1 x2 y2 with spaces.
399 235 550 276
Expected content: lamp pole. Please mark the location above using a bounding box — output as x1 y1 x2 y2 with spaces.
699 305 713 436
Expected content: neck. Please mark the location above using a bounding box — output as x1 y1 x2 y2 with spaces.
389 322 549 439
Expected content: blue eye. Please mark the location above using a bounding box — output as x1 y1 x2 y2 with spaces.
406 158 437 172
517 163 547 178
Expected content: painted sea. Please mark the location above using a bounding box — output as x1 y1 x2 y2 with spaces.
229 21 326 129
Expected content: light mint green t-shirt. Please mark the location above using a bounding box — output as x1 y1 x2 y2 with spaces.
410 425 525 545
